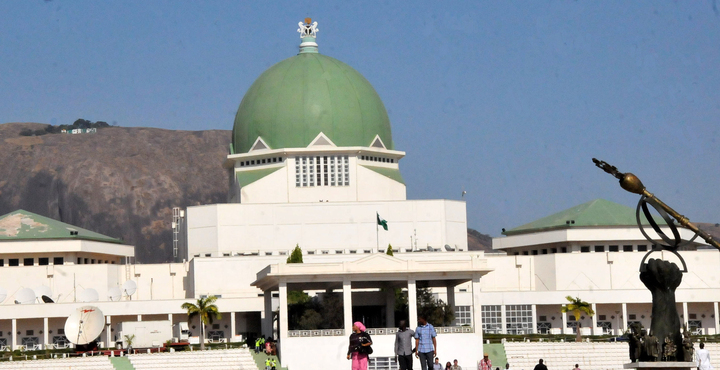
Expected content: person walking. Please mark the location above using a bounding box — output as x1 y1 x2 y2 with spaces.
478 353 491 370
504 363 512 370
395 320 415 370
433 357 443 370
414 315 438 370
573 364 581 370
347 322 373 370
451 359 462 370
533 359 548 370
697 342 714 370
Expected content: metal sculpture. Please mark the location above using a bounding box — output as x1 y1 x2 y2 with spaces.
592 158 717 362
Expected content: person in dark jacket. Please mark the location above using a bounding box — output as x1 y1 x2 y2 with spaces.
347 322 373 370
533 359 548 370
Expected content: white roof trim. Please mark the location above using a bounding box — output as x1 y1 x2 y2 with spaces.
370 135 386 149
249 137 271 152
308 132 336 147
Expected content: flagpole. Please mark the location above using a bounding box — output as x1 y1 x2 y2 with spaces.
376 214 379 253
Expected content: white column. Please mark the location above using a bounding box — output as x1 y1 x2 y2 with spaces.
622 303 628 333
471 274 483 343
106 316 112 347
446 285 456 326
714 302 719 334
278 281 288 341
683 302 689 330
385 288 395 328
531 304 537 334
561 311 568 335
168 313 173 323
500 304 507 334
408 279 418 329
137 315 142 322
11 319 16 350
262 290 273 338
230 312 236 340
343 278 353 334
591 303 598 335
43 318 48 349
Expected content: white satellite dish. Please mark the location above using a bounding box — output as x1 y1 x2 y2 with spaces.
15 288 35 304
122 280 137 297
35 286 53 303
78 288 99 303
108 287 121 301
64 306 104 345
0 287 7 304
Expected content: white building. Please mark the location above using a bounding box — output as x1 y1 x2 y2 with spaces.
0 20 717 370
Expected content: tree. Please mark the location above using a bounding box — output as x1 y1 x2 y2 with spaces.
181 296 222 350
124 334 135 348
417 287 454 326
386 244 394 256
561 295 595 342
287 244 303 263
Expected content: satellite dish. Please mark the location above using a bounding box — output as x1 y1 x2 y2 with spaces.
108 287 121 302
35 286 53 303
64 306 104 345
122 280 137 297
15 288 35 304
78 288 99 303
0 287 7 304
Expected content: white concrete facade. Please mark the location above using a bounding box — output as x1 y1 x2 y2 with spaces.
186 200 468 258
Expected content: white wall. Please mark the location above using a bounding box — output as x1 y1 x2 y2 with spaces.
186 200 469 258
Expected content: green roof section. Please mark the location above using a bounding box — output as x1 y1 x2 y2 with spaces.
0 210 123 244
360 165 404 185
236 167 284 188
232 52 394 153
503 199 655 236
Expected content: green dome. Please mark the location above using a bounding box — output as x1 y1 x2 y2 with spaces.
232 52 393 154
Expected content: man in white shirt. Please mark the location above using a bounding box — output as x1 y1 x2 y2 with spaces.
697 342 714 370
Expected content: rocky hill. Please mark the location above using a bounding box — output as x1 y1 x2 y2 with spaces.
0 122 494 262
0 122 229 263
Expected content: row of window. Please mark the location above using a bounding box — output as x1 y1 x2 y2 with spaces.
295 156 350 187
0 329 64 336
0 257 64 267
238 157 284 167
360 155 394 164
513 244 651 256
77 258 115 265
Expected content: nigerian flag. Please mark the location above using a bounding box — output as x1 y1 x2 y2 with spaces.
377 213 388 231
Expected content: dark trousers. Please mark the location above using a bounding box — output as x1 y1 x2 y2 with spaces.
418 351 434 370
398 354 413 370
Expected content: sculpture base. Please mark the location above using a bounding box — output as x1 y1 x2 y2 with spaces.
623 362 696 370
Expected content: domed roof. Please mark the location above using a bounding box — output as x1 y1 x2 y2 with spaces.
232 35 393 154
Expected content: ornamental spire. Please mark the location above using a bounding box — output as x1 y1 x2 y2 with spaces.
297 18 319 54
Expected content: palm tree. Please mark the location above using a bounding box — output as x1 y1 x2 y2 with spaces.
181 296 222 350
561 295 595 342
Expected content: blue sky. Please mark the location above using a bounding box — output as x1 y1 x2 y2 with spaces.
2 1 719 236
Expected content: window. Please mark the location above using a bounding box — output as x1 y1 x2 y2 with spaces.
537 322 552 334
368 356 398 370
541 249 548 254
522 251 529 255
638 245 648 252
77 258 82 264
623 245 633 252
595 246 605 252
321 250 329 255
598 315 607 321
295 155 349 187
455 306 472 325
39 258 49 266
531 250 538 255
53 257 63 265
561 247 567 253
609 245 619 252
580 246 590 253
0 260 4 267
506 305 533 334
26 330 34 336
551 248 557 254
58 329 64 335
9 259 19 267
84 258 88 264
628 314 637 320
23 258 33 266
481 305 502 333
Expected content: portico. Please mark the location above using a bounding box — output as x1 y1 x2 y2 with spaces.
253 253 493 369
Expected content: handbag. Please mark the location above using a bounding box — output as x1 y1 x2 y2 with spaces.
358 334 373 355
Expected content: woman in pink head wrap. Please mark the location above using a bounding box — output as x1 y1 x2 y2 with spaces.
347 321 373 370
